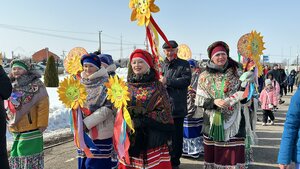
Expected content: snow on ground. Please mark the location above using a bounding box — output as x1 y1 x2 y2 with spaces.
6 68 128 144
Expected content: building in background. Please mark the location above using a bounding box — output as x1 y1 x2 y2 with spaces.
32 48 60 63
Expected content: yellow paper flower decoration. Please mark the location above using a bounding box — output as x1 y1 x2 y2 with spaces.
105 76 130 109
66 54 83 75
129 0 160 26
57 76 87 109
247 30 266 62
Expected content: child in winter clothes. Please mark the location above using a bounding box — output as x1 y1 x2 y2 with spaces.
259 79 278 126
267 72 282 104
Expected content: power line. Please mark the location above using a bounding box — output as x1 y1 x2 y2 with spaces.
102 47 133 52
0 23 97 35
102 32 141 44
0 24 144 46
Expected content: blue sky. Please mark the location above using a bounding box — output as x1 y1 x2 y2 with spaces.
0 0 300 63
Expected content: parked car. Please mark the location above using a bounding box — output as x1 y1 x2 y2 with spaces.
3 64 11 74
32 63 65 74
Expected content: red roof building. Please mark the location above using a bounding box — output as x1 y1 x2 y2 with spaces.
32 48 59 62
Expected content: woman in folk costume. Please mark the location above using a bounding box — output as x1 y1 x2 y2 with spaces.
195 41 248 168
118 49 174 169
182 59 204 158
79 53 115 169
6 59 49 169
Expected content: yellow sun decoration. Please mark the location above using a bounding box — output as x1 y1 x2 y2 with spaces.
105 76 130 109
247 30 266 62
246 30 266 76
66 54 83 75
57 76 87 109
129 0 160 26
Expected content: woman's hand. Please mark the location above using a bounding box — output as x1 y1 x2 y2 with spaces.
278 164 290 169
214 99 229 109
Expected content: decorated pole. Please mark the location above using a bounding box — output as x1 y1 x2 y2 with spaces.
105 75 132 163
129 0 173 78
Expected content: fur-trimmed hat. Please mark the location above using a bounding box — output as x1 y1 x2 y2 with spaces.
207 41 230 59
10 59 30 71
81 53 101 69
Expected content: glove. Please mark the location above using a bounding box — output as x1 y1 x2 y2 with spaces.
240 71 255 88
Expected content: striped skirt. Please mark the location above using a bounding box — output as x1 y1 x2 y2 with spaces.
118 145 171 169
182 117 204 158
78 137 115 169
203 135 245 169
9 130 44 169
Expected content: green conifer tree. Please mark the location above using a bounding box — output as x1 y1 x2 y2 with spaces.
44 55 59 87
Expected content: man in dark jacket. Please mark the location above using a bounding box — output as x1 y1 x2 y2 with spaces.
268 64 285 104
0 65 12 169
160 40 191 169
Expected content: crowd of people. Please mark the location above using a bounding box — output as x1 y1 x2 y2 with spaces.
1 40 299 169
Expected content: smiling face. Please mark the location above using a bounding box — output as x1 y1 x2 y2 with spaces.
211 52 228 66
131 58 149 75
83 64 98 77
12 67 27 79
163 48 178 61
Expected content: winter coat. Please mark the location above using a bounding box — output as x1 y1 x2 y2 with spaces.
0 65 12 101
295 73 300 87
127 69 174 156
278 88 300 164
81 67 115 140
0 65 12 169
195 61 245 141
161 58 191 118
7 71 49 133
271 80 281 100
186 71 201 118
279 69 287 86
259 88 278 110
0 65 12 124
268 69 282 84
287 74 296 86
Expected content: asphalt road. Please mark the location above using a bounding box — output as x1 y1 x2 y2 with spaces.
44 93 293 169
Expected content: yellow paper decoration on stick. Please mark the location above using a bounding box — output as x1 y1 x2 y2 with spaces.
129 0 160 26
57 76 87 109
237 30 266 76
105 76 134 132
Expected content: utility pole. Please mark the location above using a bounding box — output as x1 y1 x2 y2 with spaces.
98 31 102 53
61 50 67 61
120 34 123 59
297 54 299 72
